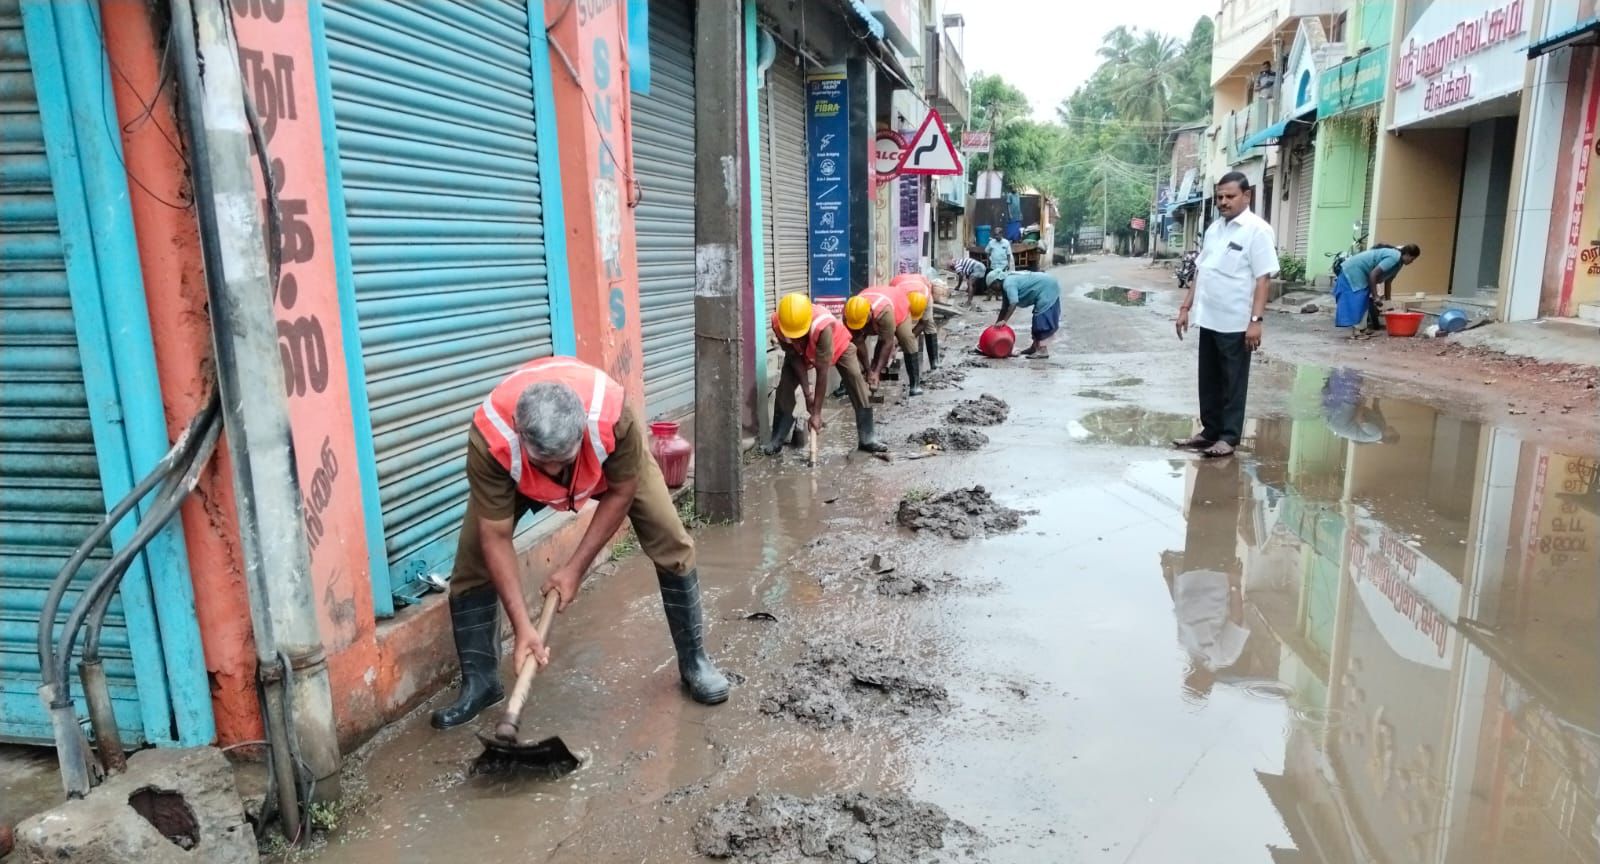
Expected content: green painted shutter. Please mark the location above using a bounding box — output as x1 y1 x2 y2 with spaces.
322 0 554 586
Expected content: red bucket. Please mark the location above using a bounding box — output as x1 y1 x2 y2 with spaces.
978 324 1015 358
1384 311 1423 337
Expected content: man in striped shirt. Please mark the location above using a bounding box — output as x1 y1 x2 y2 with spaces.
947 256 988 305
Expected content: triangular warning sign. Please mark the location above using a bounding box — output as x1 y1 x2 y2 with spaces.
895 109 963 176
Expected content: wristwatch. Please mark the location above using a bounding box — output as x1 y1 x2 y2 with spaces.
1250 315 1264 323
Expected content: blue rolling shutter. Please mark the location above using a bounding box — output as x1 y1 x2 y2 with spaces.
0 0 142 743
633 0 696 418
322 0 554 586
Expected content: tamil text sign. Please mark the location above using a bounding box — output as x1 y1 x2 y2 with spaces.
1392 0 1528 128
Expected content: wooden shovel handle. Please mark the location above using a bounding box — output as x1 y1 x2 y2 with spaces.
494 598 558 740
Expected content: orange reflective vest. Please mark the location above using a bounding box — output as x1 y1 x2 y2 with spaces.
473 357 623 511
772 306 851 366
858 283 910 328
889 273 930 292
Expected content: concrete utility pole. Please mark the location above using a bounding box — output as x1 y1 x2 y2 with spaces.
169 0 340 841
693 0 746 522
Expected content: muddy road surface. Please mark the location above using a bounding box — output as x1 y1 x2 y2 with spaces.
296 257 1599 864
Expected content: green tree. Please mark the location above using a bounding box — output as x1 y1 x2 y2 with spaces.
966 72 1064 191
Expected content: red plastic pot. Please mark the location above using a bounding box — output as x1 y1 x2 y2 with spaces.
978 323 1016 358
648 421 691 488
1384 311 1423 337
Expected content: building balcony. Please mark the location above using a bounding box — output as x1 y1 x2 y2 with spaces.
927 29 968 126
1211 0 1342 85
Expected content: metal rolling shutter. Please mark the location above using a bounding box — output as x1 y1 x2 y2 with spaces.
633 0 696 417
323 0 554 583
0 4 141 743
769 48 809 297
759 63 777 325
1294 149 1313 259
1361 129 1375 238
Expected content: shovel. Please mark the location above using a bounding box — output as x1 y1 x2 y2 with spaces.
471 599 582 778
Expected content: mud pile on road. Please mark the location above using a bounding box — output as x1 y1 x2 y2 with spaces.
920 365 968 390
760 639 948 729
945 393 1009 426
896 486 1024 539
876 570 956 596
908 426 988 451
694 792 979 863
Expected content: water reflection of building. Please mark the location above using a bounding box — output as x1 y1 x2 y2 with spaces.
1226 366 1600 864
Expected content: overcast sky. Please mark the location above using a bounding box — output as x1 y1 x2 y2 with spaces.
940 0 1218 121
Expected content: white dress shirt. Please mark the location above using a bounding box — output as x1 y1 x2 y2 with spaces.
1194 208 1279 333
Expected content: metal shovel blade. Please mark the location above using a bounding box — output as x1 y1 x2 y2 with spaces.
470 730 582 779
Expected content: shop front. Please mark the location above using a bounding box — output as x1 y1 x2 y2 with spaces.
1375 0 1530 304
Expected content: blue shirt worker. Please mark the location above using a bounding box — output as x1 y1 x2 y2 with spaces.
986 270 1063 359
985 230 1013 274
1334 244 1420 332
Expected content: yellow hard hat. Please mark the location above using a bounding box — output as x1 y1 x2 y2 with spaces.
907 290 929 318
843 295 872 330
777 292 813 340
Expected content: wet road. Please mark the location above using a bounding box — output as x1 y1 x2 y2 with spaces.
302 258 1599 863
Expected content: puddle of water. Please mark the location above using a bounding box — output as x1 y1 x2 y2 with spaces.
1083 286 1152 306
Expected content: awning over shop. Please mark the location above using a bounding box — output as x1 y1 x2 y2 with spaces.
1239 108 1316 150
1528 16 1600 58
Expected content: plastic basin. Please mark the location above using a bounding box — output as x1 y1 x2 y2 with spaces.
1384 311 1424 337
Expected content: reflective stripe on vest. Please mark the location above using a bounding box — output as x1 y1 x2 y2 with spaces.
473 357 622 510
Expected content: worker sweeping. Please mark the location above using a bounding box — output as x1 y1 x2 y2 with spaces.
889 272 941 371
432 356 730 731
844 282 924 397
763 292 888 455
986 269 1062 359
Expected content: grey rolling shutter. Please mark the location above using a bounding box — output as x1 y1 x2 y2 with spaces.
322 0 554 584
1 1 141 743
633 0 697 417
1294 149 1313 259
759 63 778 324
769 48 810 297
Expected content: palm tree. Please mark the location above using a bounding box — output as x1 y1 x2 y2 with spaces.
1097 25 1138 66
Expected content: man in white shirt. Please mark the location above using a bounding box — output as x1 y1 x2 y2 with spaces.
1174 171 1280 458
985 229 1013 275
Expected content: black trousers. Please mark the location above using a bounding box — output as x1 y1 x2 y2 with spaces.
1198 327 1250 446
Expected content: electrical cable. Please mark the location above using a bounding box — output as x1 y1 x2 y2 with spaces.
90 1 191 210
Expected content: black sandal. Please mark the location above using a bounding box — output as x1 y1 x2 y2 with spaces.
1172 435 1212 450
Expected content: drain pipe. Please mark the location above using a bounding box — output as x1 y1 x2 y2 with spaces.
167 0 342 838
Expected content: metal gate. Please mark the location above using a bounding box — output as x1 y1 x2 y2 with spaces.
2 0 204 745
321 0 556 587
633 0 697 418
767 47 810 299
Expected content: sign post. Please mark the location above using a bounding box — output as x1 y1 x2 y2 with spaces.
806 70 852 307
896 107 963 176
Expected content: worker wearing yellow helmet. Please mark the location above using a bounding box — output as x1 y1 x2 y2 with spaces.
845 282 923 397
890 272 941 371
763 293 887 455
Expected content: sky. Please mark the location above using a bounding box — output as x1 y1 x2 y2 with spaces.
940 0 1217 121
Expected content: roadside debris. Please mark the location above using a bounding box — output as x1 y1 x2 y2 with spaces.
876 571 957 596
694 792 980 863
908 426 989 451
897 486 1025 539
946 394 1009 426
921 365 968 390
759 639 949 729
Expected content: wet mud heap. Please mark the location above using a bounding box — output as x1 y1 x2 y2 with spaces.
945 394 1009 426
876 570 956 596
760 639 949 729
694 792 979 864
908 426 989 451
896 486 1024 539
920 366 968 390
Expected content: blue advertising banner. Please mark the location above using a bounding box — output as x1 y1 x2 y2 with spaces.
806 70 850 302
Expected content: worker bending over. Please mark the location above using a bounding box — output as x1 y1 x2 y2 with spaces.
764 293 888 455
432 356 729 731
889 272 940 371
845 282 925 397
947 256 988 306
987 270 1062 359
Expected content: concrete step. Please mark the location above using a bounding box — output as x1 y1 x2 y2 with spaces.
1579 303 1600 323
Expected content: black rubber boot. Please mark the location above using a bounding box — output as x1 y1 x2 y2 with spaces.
831 382 848 399
924 333 941 370
905 352 924 396
430 586 504 729
855 407 889 453
762 411 795 456
657 569 730 704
